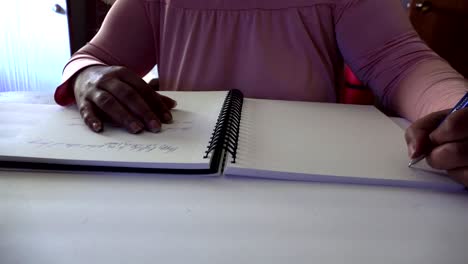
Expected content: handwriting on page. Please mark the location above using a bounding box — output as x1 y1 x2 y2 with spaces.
27 139 178 153
66 117 194 133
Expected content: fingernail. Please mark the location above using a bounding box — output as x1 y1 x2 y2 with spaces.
163 112 172 122
92 122 102 132
148 119 161 133
129 121 143 133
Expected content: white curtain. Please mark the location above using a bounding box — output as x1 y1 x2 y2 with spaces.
0 0 70 92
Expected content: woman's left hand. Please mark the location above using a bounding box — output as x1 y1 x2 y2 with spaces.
405 108 468 187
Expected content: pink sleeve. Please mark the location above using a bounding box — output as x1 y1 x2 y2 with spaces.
335 0 468 121
55 0 159 106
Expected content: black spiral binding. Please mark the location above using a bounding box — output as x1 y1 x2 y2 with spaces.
204 89 244 163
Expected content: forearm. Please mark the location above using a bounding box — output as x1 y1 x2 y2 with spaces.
55 0 158 106
387 58 468 121
335 0 467 120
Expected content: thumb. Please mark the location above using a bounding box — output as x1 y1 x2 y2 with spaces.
148 78 177 109
404 110 449 158
159 94 177 109
148 78 159 91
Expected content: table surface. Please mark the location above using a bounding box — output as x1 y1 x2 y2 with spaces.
1 92 467 264
0 91 56 104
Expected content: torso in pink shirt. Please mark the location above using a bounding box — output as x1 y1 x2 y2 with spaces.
158 0 344 102
56 0 467 120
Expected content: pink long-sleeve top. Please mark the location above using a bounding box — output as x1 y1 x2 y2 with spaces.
55 0 468 121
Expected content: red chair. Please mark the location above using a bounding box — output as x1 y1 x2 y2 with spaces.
340 65 374 105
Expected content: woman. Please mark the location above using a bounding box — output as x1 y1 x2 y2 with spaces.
56 0 468 186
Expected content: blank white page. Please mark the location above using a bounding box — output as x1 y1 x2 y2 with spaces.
224 99 461 190
0 91 227 170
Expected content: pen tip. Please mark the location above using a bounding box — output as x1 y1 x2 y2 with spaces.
408 155 425 168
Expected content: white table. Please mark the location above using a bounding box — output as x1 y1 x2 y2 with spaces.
1 93 467 264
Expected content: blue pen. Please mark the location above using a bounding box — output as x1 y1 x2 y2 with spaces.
409 92 468 167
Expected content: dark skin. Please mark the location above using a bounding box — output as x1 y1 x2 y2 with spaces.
74 65 468 188
73 65 176 134
405 108 468 187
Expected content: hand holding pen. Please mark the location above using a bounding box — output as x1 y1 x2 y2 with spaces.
405 92 468 187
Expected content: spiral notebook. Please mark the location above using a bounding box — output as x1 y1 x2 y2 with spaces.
0 90 460 189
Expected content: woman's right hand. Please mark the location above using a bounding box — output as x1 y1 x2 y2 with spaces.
72 65 176 134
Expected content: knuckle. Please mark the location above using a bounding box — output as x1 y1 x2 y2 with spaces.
142 110 158 121
113 87 144 108
79 102 93 116
93 92 114 108
111 65 125 72
431 143 467 170
100 78 120 91
426 156 443 170
97 73 116 85
83 115 94 126
109 66 126 76
120 87 139 101
81 109 94 122
450 143 467 159
83 87 99 100
96 66 125 84
404 128 413 143
75 81 96 99
79 105 89 117
78 105 98 128
443 117 460 133
441 144 457 160
428 148 448 170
